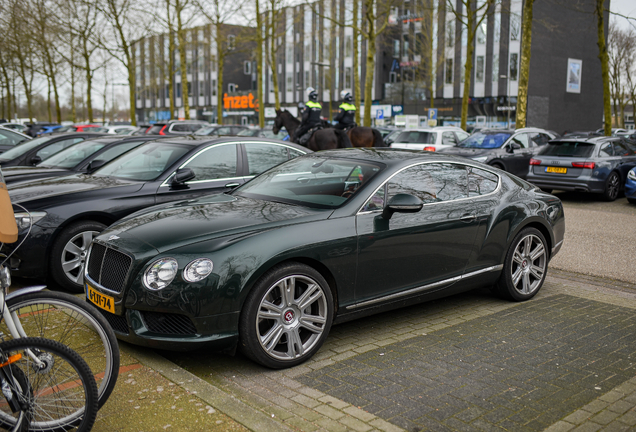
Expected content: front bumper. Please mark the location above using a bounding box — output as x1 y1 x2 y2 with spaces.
0 224 55 280
625 179 636 199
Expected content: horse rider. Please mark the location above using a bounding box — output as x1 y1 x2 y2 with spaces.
333 91 356 131
294 87 322 144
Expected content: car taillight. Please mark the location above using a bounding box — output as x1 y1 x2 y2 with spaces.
571 161 595 169
159 125 167 135
529 158 541 165
423 146 436 152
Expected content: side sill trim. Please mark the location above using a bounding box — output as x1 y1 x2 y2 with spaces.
345 264 504 310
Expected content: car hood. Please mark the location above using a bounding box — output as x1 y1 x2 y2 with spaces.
1 166 70 183
8 173 143 204
437 147 496 157
103 194 332 253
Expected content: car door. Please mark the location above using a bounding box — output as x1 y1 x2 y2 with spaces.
354 162 481 304
155 142 246 205
503 133 533 177
612 140 636 179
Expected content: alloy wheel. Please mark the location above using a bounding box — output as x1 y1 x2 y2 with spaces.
256 275 328 361
510 234 547 295
607 173 619 200
61 230 100 285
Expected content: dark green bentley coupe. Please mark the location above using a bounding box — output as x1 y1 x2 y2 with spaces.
86 149 565 369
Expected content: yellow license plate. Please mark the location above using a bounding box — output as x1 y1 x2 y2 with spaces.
86 284 115 314
546 166 567 174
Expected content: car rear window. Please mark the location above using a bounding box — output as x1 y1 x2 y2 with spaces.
394 131 436 144
537 141 595 158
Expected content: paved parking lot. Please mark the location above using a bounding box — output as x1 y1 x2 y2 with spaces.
80 194 636 430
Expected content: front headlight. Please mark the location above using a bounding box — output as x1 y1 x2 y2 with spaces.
183 258 213 282
13 211 47 230
143 258 178 290
472 156 488 163
628 169 636 181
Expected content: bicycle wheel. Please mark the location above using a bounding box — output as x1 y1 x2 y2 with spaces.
2 291 119 408
0 337 98 432
0 363 30 432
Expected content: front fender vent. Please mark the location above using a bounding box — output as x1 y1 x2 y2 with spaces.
140 311 197 335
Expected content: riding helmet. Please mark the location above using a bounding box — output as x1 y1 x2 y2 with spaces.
306 87 318 102
340 90 352 103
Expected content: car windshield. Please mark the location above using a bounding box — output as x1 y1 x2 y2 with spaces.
39 140 108 168
458 132 512 148
0 136 53 161
537 141 596 158
94 142 190 181
194 127 216 136
394 131 436 144
233 156 383 209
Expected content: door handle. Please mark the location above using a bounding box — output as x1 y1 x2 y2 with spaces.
460 214 476 222
225 182 240 188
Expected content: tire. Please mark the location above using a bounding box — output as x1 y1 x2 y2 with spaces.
0 337 98 432
602 171 620 201
495 227 548 301
2 291 120 409
50 221 107 293
0 364 30 432
490 162 505 171
239 263 334 369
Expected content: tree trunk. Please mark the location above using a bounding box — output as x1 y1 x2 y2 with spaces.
353 0 360 124
176 1 190 119
71 63 77 123
47 76 52 123
363 1 376 127
516 0 534 129
460 8 475 131
168 16 176 120
1 59 12 120
268 11 281 110
595 0 611 136
217 39 224 125
256 0 265 128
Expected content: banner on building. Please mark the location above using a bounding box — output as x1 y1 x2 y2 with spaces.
566 58 582 94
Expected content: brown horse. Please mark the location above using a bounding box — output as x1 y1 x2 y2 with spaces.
272 109 352 151
346 127 387 148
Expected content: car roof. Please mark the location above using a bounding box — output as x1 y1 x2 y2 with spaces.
147 136 310 152
306 148 479 167
548 135 619 144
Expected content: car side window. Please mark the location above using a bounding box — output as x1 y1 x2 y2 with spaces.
387 163 468 204
96 142 142 163
529 133 550 146
0 130 24 146
36 138 83 160
468 167 499 197
171 124 189 132
245 143 290 176
361 186 386 212
599 143 614 157
511 133 530 148
182 144 238 181
442 132 457 145
455 131 470 142
189 124 203 132
613 141 634 156
217 127 232 136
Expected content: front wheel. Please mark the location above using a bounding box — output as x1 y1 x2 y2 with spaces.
495 227 549 301
50 221 107 293
0 337 99 432
602 172 620 201
239 263 334 369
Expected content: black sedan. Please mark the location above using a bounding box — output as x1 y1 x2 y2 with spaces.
438 128 556 179
0 126 31 153
526 136 636 200
85 149 565 369
4 137 309 293
0 133 106 167
1 135 159 184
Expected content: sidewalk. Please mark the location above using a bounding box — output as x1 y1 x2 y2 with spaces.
94 271 636 431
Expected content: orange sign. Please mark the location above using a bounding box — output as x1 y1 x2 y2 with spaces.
223 93 259 111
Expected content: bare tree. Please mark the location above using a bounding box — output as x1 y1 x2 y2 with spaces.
608 22 635 128
447 0 495 130
263 0 287 110
595 0 611 135
515 0 534 128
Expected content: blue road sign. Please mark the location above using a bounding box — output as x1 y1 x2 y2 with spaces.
376 109 384 120
428 108 438 120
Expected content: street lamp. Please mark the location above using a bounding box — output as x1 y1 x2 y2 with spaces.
499 74 511 129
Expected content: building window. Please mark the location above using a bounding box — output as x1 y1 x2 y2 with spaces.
228 83 237 92
393 39 399 57
286 45 293 64
446 21 454 48
403 35 409 57
188 82 192 97
228 34 236 50
345 35 352 58
176 83 181 98
445 58 453 84
509 53 518 80
304 70 310 87
475 56 484 82
199 81 204 97
286 73 293 92
211 79 217 96
244 61 251 75
477 23 486 45
344 67 352 88
389 71 397 83
492 54 499 82
510 15 520 41
494 12 501 43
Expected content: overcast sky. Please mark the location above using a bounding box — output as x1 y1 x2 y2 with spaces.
611 0 636 29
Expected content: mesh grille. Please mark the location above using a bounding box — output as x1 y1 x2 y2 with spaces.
87 244 106 282
87 243 132 294
141 311 197 335
97 308 129 335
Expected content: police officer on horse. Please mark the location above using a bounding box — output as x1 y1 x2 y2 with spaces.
294 87 322 144
333 90 356 131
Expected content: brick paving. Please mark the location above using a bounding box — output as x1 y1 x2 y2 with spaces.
122 272 636 432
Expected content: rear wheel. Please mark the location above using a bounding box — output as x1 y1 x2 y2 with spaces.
50 221 107 293
602 172 620 201
489 162 505 171
496 227 548 301
239 263 334 369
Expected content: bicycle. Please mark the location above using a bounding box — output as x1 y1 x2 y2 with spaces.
0 337 98 432
0 167 120 412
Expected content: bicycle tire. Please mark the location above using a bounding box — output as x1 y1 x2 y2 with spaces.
0 337 98 432
0 364 30 432
1 290 120 409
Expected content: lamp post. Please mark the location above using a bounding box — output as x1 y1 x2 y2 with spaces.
500 74 511 129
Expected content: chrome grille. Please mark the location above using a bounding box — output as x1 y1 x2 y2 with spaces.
87 243 132 294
